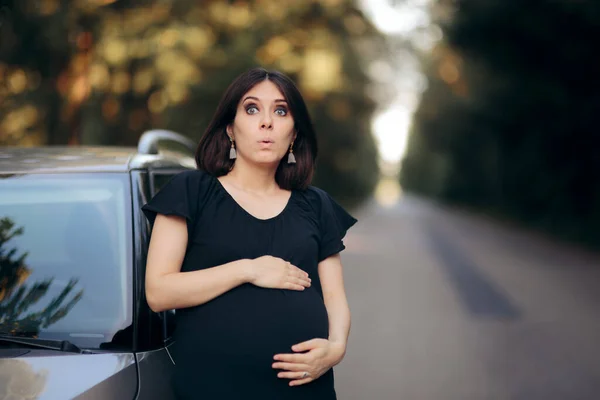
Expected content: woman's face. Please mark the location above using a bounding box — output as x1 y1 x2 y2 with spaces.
227 80 296 167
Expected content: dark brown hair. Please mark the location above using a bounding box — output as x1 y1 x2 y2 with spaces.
195 67 317 190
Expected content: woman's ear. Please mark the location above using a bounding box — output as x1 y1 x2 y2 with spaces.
226 125 234 140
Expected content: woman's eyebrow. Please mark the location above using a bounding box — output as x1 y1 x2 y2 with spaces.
242 96 287 103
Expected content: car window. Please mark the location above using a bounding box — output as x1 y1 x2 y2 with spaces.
0 173 133 349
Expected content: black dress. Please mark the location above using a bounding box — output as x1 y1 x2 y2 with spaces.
142 169 357 400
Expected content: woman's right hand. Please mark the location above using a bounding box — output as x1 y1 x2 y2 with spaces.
247 256 311 291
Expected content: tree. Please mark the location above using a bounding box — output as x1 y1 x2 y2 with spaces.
0 0 384 207
0 217 83 336
401 0 600 247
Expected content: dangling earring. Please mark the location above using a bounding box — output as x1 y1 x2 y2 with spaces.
229 136 237 160
287 141 296 164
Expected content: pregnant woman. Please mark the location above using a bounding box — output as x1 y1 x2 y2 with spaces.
142 67 357 399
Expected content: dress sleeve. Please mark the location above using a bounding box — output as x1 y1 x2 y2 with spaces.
314 188 358 262
141 170 206 230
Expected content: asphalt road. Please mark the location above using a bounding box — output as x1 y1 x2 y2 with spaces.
334 194 600 400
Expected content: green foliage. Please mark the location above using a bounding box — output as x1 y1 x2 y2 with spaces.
0 217 83 336
401 0 600 247
0 0 382 207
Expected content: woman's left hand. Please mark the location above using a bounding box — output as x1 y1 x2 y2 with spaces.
272 338 346 387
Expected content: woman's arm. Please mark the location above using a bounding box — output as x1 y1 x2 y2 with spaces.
271 253 351 386
145 214 311 312
145 214 251 312
319 253 351 361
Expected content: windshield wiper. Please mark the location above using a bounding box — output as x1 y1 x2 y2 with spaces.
0 334 93 354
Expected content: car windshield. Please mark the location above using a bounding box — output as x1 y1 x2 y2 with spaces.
0 173 132 349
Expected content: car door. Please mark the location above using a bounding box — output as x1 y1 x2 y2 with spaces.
134 169 187 400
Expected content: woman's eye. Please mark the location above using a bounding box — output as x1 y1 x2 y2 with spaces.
246 106 259 114
275 108 288 116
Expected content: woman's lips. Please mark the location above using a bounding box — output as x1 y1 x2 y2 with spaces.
258 139 274 148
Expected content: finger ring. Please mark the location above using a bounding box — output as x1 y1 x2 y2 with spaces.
301 372 309 378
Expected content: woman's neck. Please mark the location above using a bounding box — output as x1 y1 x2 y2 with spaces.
224 158 280 194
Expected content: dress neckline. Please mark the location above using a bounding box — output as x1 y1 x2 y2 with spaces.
213 175 294 222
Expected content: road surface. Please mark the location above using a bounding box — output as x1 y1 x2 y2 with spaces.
335 194 600 400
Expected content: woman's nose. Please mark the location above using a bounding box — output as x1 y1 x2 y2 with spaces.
260 115 273 129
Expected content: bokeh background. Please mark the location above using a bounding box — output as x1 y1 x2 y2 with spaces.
1 0 390 208
3 0 597 249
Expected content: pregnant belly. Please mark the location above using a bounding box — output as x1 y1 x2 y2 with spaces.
174 284 329 360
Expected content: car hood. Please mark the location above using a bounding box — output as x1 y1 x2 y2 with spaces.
0 350 136 399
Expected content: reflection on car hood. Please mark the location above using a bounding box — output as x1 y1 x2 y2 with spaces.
0 351 136 399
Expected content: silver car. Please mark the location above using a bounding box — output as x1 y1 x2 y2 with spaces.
0 131 195 399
